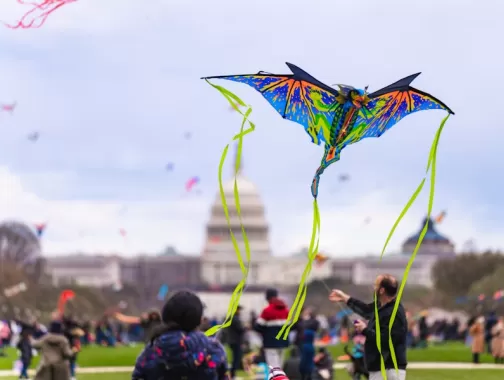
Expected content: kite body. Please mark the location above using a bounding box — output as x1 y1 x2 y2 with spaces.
204 63 453 199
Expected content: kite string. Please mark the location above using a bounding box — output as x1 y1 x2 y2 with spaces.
373 114 449 378
203 80 255 337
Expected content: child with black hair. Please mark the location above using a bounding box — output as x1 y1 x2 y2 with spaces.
132 290 228 380
16 327 32 380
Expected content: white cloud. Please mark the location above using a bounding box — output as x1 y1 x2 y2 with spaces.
0 166 209 255
282 187 503 257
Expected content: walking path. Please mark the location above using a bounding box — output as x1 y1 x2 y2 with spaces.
0 362 502 377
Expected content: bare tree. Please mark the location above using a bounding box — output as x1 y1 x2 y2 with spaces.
0 220 42 285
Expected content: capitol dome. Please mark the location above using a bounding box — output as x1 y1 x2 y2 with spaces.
402 217 455 257
203 145 272 261
222 176 259 197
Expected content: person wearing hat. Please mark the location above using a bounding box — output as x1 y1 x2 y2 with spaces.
30 320 75 380
228 305 246 379
132 290 228 380
253 288 290 369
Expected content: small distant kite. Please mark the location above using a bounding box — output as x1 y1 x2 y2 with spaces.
314 252 328 266
165 163 174 171
157 284 169 301
229 102 242 112
185 176 200 192
4 0 77 29
434 210 446 224
184 132 192 140
57 289 75 314
0 102 16 113
27 132 39 142
363 217 371 225
338 174 350 182
34 222 47 238
119 228 127 237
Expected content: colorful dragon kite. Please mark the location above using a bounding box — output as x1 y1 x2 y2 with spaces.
202 63 453 376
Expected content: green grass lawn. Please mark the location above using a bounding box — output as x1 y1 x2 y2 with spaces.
1 370 502 380
0 341 498 369
0 341 500 370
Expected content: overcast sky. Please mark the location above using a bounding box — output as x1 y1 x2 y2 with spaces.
0 0 501 257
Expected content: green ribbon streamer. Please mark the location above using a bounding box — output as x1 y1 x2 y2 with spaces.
204 80 255 337
374 113 450 378
276 198 321 340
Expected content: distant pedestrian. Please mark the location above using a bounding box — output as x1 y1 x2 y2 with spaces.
254 288 289 368
469 316 485 364
31 321 75 380
228 306 246 379
17 327 32 380
491 317 504 364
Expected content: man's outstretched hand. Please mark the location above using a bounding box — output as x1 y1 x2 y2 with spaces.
329 289 350 303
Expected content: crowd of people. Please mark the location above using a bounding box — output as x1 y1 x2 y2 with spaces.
1 273 504 380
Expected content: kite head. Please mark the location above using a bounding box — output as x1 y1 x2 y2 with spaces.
334 85 370 108
349 88 370 109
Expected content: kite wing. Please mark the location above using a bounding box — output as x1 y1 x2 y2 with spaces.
340 73 454 148
203 62 341 146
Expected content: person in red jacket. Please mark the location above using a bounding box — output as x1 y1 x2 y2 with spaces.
254 288 290 368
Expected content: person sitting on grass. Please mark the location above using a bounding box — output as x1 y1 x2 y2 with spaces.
242 345 269 379
343 334 368 380
132 290 228 380
313 347 333 380
282 347 301 380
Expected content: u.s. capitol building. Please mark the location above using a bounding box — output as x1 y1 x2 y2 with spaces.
44 151 456 293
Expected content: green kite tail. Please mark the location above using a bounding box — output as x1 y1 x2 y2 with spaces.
373 114 450 378
204 81 255 337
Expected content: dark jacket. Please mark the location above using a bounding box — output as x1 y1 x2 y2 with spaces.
17 337 32 363
283 354 301 380
347 297 407 372
132 330 228 380
254 298 290 348
140 318 162 344
299 318 320 374
227 314 245 345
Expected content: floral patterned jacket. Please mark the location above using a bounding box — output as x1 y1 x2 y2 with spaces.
132 330 229 380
